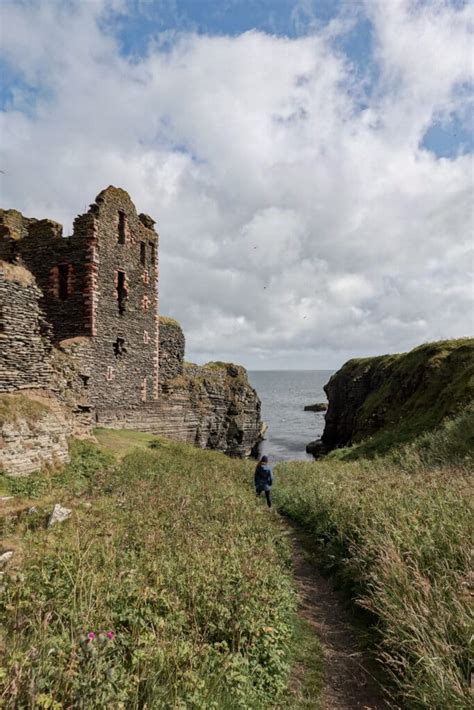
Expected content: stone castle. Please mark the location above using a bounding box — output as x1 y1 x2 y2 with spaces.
0 187 262 475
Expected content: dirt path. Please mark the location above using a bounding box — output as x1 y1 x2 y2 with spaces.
287 522 393 709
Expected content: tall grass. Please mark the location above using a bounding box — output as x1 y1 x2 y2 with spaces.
1 438 298 708
275 409 473 709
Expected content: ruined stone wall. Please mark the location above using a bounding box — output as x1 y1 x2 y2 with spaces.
0 209 34 261
159 316 185 384
0 187 160 412
0 188 263 464
11 217 93 342
51 339 96 436
0 263 52 392
85 187 159 410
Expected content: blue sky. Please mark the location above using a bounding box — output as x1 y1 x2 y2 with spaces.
0 0 472 368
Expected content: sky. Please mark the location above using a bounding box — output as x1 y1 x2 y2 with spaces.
0 0 473 370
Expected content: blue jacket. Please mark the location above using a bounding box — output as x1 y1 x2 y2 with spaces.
255 464 273 491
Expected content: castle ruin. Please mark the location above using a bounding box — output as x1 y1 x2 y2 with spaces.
0 187 262 475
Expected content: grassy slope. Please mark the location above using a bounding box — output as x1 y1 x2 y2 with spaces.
0 431 322 709
275 407 474 709
331 338 474 459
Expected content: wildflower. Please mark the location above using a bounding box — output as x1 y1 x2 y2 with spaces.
87 632 96 641
106 631 115 640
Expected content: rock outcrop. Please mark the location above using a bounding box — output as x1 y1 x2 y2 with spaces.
310 339 474 456
0 391 71 476
98 360 263 458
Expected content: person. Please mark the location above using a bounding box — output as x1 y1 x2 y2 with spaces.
254 455 273 508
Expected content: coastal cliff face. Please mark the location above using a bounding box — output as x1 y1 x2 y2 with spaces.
98 360 263 457
314 339 474 455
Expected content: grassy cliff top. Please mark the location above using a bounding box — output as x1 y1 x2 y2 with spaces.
1 261 36 287
327 338 474 459
0 393 51 426
159 315 182 327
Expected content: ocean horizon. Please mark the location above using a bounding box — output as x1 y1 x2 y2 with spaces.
248 369 334 462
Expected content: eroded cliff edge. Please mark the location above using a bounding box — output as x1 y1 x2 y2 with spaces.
96 316 263 458
308 338 474 458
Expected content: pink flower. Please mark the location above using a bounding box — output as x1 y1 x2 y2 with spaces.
87 632 96 641
106 631 115 640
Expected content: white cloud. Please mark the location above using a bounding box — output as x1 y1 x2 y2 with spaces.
0 0 472 369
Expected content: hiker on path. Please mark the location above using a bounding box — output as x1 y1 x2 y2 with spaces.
254 455 273 508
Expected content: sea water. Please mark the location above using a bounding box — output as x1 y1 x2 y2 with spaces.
248 370 334 462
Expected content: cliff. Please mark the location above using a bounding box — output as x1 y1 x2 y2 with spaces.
96 320 263 458
310 338 474 457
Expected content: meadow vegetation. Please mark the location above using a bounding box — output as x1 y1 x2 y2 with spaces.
275 406 473 709
1 433 305 709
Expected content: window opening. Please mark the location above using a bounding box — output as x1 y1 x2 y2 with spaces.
80 374 90 388
140 242 146 266
116 271 127 315
58 263 70 300
113 336 127 358
149 242 156 266
118 211 127 244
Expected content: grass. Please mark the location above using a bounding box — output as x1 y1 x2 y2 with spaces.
1 260 35 286
0 393 50 426
275 406 474 709
159 315 181 327
1 434 310 709
94 427 165 459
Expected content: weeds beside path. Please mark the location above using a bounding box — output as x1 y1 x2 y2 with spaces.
286 520 390 710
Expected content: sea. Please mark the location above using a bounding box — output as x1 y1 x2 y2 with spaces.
247 370 334 462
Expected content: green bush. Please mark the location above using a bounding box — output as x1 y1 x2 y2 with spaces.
275 413 473 709
1 441 296 709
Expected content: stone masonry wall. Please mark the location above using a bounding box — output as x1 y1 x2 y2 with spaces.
1 212 94 342
85 187 160 410
159 316 185 385
0 187 160 412
0 188 263 464
0 263 52 392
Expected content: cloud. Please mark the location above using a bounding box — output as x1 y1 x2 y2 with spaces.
0 0 472 369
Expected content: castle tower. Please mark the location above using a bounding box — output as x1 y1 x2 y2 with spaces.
0 186 160 409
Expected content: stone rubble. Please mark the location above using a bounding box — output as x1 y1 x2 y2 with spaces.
48 504 72 527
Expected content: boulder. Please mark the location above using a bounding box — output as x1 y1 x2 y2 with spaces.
48 504 72 527
0 550 14 567
306 439 330 458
